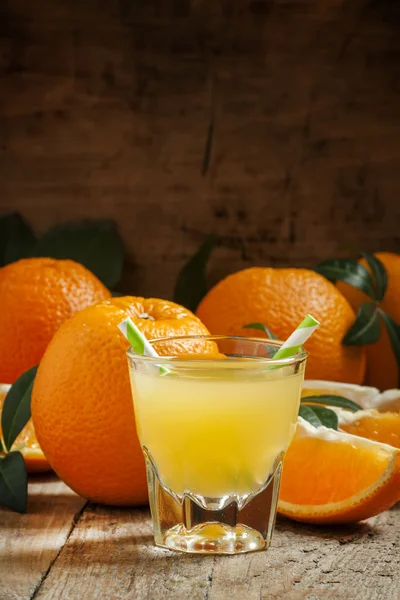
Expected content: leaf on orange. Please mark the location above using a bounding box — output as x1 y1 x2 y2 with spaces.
303 379 400 413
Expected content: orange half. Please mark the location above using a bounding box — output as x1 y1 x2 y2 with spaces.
0 384 50 473
278 418 400 524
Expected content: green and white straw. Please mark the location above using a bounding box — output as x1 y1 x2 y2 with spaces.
118 317 168 374
272 314 320 360
118 313 318 369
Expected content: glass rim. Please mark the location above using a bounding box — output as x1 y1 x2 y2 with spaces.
126 334 307 367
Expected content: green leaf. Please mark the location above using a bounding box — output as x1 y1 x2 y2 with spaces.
379 310 400 383
243 322 278 339
315 258 376 300
0 452 28 513
342 302 380 346
32 220 124 289
1 366 38 452
298 405 323 428
361 253 388 303
173 234 215 312
0 213 36 266
309 406 338 430
299 405 338 430
301 394 361 412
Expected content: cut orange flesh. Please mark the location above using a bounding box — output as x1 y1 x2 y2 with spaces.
0 384 50 473
339 409 400 449
278 418 400 524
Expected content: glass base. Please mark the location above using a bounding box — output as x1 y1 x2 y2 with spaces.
144 449 283 555
163 522 266 554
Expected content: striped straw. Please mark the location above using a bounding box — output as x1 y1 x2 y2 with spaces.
272 314 320 361
118 317 168 374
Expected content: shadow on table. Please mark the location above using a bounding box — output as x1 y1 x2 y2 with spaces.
0 474 85 529
5 505 398 569
274 509 396 542
5 473 397 565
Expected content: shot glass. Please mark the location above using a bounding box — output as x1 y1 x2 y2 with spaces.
127 335 306 554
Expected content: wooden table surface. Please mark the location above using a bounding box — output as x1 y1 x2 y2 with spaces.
1 476 399 600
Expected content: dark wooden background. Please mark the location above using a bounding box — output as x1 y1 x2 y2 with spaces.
1 0 400 298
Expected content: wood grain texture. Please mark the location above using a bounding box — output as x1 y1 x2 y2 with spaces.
1 0 400 297
0 477 399 599
33 501 400 600
0 477 86 600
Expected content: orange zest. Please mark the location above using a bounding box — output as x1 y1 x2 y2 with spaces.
0 258 110 384
0 384 50 473
278 418 400 524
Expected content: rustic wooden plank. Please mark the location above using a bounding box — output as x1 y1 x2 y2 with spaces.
0 476 86 600
1 0 400 298
33 502 399 600
207 509 400 600
33 504 213 600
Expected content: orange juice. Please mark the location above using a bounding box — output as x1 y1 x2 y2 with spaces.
131 366 303 499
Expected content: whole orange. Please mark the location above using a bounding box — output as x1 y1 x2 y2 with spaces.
0 258 110 384
31 297 210 506
197 267 366 383
337 252 400 390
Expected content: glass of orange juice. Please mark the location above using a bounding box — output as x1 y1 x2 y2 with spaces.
127 335 306 554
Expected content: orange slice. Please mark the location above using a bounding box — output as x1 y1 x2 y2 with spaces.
278 418 400 524
338 409 400 449
303 379 400 412
0 384 51 473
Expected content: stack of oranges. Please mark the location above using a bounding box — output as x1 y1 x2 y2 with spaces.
1 254 399 524
0 258 210 505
